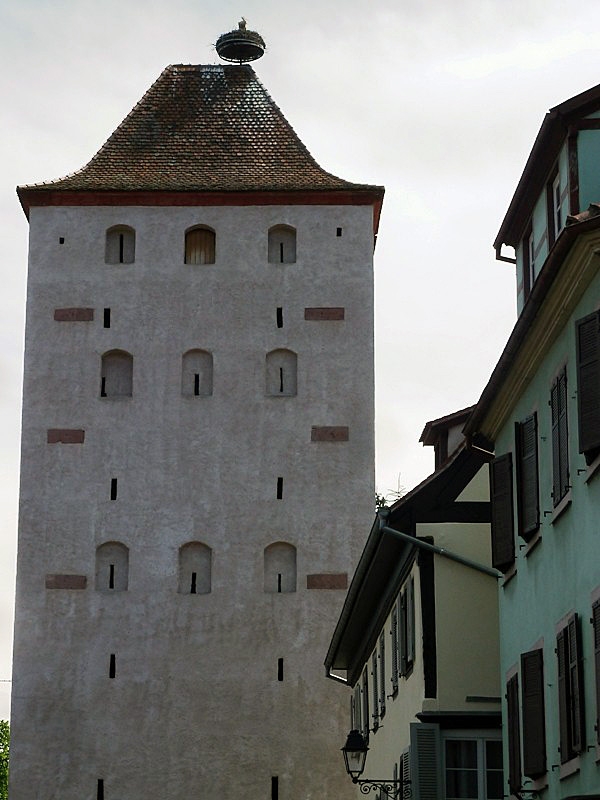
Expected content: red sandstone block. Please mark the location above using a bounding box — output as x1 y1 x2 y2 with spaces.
47 429 85 444
45 574 87 590
54 308 94 322
307 573 348 590
304 307 345 321
311 426 349 442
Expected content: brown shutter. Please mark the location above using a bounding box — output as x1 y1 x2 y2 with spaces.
521 649 546 777
506 673 522 792
516 415 539 540
576 311 600 457
490 454 515 571
568 614 585 754
593 600 600 745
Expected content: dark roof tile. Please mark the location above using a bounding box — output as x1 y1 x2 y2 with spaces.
19 64 382 195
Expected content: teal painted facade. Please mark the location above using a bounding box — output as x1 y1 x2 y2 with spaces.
470 80 600 800
494 263 600 798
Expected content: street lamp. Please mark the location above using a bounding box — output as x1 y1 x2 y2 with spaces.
341 730 411 798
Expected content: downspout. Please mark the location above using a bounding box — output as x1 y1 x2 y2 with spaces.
380 525 502 580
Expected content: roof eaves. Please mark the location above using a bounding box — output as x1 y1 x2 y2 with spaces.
466 214 600 442
495 81 600 254
419 405 475 446
325 445 487 682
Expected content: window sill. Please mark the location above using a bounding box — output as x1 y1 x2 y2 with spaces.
523 529 542 557
501 563 517 587
525 774 548 792
551 490 572 524
585 451 600 483
559 755 580 779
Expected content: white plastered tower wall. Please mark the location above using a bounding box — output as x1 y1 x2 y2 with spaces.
11 61 383 800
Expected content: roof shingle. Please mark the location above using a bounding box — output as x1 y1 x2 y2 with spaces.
18 64 383 196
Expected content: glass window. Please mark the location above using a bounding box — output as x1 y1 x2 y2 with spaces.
444 735 503 800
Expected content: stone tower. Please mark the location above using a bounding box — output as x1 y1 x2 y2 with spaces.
11 53 384 799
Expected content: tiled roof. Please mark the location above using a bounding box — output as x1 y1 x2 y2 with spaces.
19 65 382 195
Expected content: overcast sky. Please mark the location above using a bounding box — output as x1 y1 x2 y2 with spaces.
2 0 600 718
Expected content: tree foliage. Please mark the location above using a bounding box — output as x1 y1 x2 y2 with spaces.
0 720 8 800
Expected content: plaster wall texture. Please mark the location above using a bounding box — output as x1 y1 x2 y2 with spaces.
11 203 375 799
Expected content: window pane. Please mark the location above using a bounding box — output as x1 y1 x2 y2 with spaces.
485 740 502 770
446 741 478 800
446 740 477 768
445 769 478 799
486 771 503 800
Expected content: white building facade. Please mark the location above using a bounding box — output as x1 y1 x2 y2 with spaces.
11 63 384 799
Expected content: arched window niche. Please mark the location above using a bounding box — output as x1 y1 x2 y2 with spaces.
266 349 297 396
264 542 297 593
105 225 135 264
182 350 213 397
268 225 296 264
178 542 212 594
184 226 216 265
101 350 133 398
95 541 129 592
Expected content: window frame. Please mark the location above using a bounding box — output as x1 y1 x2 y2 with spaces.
442 730 503 800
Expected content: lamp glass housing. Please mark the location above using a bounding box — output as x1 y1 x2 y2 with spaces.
342 729 369 781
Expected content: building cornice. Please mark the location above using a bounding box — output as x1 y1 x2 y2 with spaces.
17 187 385 237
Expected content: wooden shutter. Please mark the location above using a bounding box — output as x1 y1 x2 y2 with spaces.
362 669 370 741
515 415 539 540
400 748 411 796
406 577 415 668
567 614 585 754
506 673 521 792
521 649 546 777
371 652 379 730
576 311 600 457
409 723 441 800
551 369 569 506
490 454 515 571
391 604 399 693
593 600 600 745
352 683 362 733
400 590 407 675
379 633 386 716
557 626 571 763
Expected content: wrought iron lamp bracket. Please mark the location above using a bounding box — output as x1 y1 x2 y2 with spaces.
352 778 412 799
